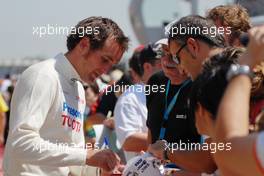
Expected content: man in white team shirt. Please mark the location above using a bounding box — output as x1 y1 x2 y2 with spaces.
3 16 129 176
114 44 162 162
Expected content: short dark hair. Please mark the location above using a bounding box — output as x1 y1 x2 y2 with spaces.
129 50 144 76
190 47 245 118
67 16 129 51
166 15 225 48
129 44 160 76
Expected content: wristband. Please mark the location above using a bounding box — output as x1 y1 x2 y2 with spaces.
226 64 252 81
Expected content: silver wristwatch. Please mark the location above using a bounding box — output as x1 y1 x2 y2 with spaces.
226 64 252 81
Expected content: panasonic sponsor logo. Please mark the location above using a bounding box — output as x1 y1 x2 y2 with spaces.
63 102 83 119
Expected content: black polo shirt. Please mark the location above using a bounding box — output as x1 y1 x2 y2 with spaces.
146 71 200 144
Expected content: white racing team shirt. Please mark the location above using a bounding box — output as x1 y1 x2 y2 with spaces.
3 53 87 176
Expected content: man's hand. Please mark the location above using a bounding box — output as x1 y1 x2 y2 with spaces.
103 118 115 130
101 164 125 176
147 140 168 160
86 149 121 172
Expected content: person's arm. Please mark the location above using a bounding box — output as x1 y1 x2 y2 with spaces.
239 26 264 70
215 133 263 176
122 132 148 152
214 26 264 176
214 75 264 176
90 91 116 126
148 139 217 174
86 112 106 125
147 129 152 145
167 149 217 173
215 75 251 140
114 94 148 152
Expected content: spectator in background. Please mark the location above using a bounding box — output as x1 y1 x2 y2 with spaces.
146 38 200 148
146 38 201 174
207 4 264 130
190 47 244 176
83 82 100 148
0 93 8 146
85 73 132 129
85 83 100 114
0 74 12 96
0 92 8 176
191 47 243 132
162 45 263 176
149 46 264 175
207 4 251 46
148 15 226 174
84 74 132 152
250 63 264 131
94 74 133 176
167 15 225 81
253 110 264 132
4 85 14 145
99 73 132 129
114 44 162 161
213 25 264 176
97 67 124 92
149 25 264 176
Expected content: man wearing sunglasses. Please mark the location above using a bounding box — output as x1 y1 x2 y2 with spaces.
148 15 226 174
146 38 201 149
167 15 225 81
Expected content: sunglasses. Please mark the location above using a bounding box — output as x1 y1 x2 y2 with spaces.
171 43 187 64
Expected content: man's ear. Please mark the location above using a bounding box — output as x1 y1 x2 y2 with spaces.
77 37 90 55
197 102 211 120
197 102 204 118
197 102 214 123
186 38 199 58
